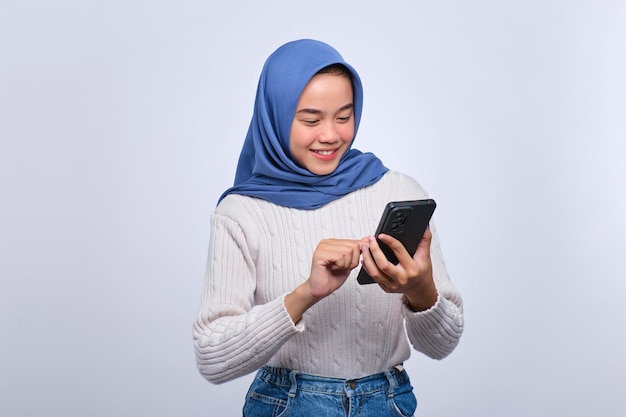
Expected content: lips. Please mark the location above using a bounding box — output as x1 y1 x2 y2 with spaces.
311 148 339 161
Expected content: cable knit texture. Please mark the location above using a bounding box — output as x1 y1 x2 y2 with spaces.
194 171 464 384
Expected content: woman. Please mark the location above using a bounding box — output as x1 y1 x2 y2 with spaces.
193 39 463 416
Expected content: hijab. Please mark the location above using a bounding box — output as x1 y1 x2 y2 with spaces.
218 39 388 209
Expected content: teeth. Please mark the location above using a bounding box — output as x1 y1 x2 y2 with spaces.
316 150 333 155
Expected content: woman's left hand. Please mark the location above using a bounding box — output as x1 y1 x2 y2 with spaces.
361 227 438 311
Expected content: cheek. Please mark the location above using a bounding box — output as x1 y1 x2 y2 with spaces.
288 126 313 164
290 125 310 149
339 121 355 141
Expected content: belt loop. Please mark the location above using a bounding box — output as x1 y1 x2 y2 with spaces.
384 369 398 397
288 370 298 398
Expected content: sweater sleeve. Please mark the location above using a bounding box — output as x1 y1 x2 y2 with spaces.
193 212 303 384
403 223 464 359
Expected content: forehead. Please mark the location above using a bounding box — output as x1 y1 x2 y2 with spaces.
296 73 354 105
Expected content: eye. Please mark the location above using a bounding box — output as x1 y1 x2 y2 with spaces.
336 114 352 123
301 119 319 126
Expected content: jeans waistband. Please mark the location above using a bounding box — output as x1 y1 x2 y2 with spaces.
257 365 409 395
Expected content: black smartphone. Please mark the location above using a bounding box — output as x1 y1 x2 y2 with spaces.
357 199 437 285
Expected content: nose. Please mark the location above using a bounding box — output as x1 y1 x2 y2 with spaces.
318 121 341 143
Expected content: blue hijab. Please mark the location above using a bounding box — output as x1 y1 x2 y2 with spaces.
219 39 388 209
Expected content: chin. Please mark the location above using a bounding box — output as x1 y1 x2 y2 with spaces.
310 166 339 176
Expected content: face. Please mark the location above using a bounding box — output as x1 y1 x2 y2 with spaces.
289 73 355 175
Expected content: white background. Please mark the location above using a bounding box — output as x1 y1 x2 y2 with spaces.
2 1 625 416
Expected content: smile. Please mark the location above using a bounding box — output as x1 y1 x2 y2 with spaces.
313 149 336 156
311 148 340 162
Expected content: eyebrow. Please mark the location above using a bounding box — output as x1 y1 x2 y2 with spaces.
296 103 354 115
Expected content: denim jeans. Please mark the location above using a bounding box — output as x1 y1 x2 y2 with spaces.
242 365 417 417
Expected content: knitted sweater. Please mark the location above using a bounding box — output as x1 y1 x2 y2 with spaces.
193 171 464 384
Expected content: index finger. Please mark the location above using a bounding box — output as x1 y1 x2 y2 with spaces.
377 233 414 265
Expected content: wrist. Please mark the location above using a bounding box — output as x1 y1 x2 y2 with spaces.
295 281 324 307
403 283 438 312
284 281 323 323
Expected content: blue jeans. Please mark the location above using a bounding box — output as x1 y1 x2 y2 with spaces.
242 365 417 417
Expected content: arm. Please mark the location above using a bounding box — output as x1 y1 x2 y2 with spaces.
361 223 463 359
193 213 363 384
285 238 363 322
403 225 463 359
193 213 302 384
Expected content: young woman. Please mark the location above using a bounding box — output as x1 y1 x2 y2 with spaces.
193 39 463 417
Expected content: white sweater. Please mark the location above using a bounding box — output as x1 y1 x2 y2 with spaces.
193 171 464 384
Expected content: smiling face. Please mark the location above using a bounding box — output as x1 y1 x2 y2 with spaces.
289 72 355 175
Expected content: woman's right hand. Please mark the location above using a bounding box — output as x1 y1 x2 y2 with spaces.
284 239 362 323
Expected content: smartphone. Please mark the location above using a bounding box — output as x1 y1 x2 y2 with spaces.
357 199 436 285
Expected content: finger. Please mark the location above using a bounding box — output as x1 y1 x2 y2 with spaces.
366 235 399 275
331 251 359 270
414 226 433 259
377 233 414 266
361 243 396 290
362 236 397 282
317 240 362 270
350 242 362 268
336 240 362 269
360 242 375 271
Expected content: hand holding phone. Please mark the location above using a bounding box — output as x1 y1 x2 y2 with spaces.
357 199 436 285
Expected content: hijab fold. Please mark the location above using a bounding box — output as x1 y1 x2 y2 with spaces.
219 39 388 209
